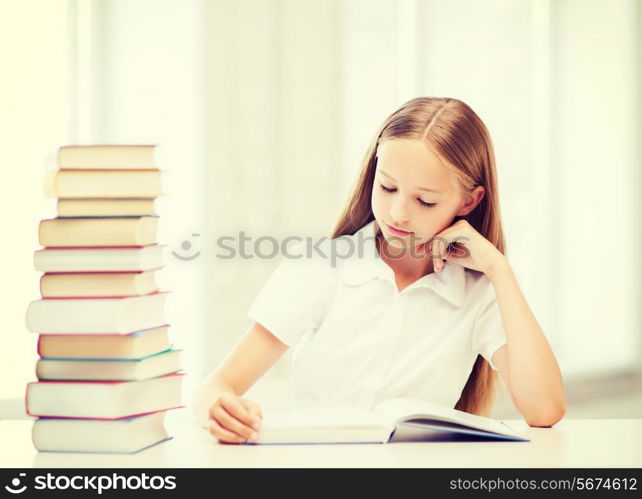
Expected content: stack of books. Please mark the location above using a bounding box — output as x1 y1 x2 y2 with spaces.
24 145 184 454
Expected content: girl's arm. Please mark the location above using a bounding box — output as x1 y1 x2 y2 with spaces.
431 219 566 426
486 260 567 427
191 321 289 428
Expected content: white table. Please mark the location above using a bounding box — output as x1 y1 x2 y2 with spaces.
1 411 641 468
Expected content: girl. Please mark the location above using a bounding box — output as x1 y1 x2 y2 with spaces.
192 97 566 444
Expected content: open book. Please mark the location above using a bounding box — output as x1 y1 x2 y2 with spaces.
250 398 528 444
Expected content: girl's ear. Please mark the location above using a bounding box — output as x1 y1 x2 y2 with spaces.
457 186 485 217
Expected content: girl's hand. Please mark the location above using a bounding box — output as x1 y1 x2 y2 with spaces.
429 219 506 277
207 392 263 444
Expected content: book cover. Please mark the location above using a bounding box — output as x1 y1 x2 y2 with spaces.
44 170 162 199
25 291 168 334
58 145 157 170
32 410 172 454
38 216 159 247
58 198 156 217
25 372 185 419
36 348 182 381
34 245 165 272
37 325 171 358
40 270 159 298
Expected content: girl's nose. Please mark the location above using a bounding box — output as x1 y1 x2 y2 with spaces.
390 198 410 225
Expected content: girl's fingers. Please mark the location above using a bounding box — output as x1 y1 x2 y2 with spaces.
208 417 247 444
432 237 444 272
430 238 438 271
220 395 260 429
242 399 263 426
211 405 258 442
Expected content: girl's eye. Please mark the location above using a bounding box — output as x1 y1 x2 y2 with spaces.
379 184 437 208
418 199 437 208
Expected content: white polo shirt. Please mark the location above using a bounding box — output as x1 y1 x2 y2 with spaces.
247 219 507 410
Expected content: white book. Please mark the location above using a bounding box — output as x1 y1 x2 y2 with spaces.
40 270 158 298
251 398 529 444
26 373 184 419
37 326 171 359
44 170 162 199
58 198 156 217
38 216 158 247
33 245 164 272
32 411 171 454
36 349 182 381
25 292 168 334
58 145 157 170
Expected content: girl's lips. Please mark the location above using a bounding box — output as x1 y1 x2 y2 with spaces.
386 223 412 236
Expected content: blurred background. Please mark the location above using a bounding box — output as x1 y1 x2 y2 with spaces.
0 0 640 420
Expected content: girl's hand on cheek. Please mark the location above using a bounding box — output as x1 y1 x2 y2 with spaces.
429 219 506 277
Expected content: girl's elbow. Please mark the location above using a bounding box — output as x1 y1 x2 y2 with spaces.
525 402 566 428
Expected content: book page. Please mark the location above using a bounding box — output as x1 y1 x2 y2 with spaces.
256 406 394 444
261 405 388 431
373 397 523 438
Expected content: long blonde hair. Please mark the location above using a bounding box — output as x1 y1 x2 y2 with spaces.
330 97 506 416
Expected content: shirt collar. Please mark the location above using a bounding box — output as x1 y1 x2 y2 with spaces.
341 219 466 308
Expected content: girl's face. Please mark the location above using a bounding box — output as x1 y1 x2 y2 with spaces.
371 138 482 255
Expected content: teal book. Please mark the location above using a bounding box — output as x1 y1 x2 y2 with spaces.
36 349 182 381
